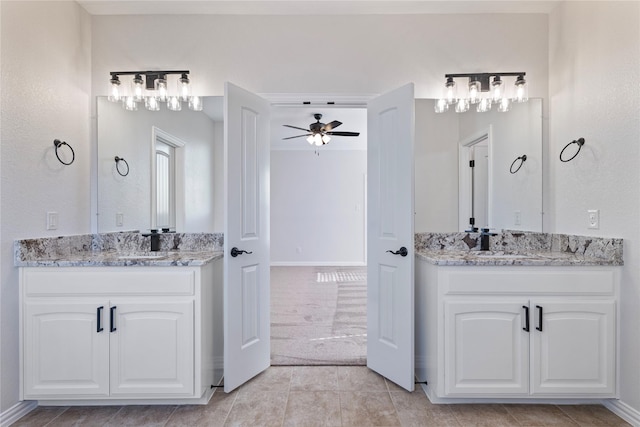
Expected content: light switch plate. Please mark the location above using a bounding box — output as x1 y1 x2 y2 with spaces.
46 212 58 230
588 209 599 229
116 213 124 227
514 210 521 226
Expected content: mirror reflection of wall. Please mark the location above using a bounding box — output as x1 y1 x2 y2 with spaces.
415 98 542 233
97 97 224 233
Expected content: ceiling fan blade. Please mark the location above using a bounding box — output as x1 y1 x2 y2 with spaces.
322 120 342 131
325 131 360 137
283 124 311 132
282 134 311 140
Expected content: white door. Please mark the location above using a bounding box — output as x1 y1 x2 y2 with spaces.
23 301 109 398
367 83 415 391
109 301 194 396
224 82 271 392
444 300 529 395
530 300 616 395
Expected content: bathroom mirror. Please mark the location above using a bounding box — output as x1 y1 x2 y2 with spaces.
414 98 542 233
96 96 224 233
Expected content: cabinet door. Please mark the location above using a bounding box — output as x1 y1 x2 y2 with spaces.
531 300 615 395
444 300 529 395
109 300 194 396
23 301 109 398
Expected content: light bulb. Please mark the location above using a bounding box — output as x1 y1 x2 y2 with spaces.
145 96 160 111
188 96 203 111
454 98 469 113
314 134 323 146
476 98 492 113
497 97 511 112
434 99 449 113
514 75 528 103
491 76 503 103
322 134 331 144
154 76 168 102
132 74 144 102
122 95 138 111
468 79 481 104
108 76 121 102
445 77 456 105
178 73 191 102
167 96 182 111
307 135 314 145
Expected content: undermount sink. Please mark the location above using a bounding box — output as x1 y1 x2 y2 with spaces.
117 254 166 260
475 253 529 259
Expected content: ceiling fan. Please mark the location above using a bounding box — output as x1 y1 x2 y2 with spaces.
283 113 360 146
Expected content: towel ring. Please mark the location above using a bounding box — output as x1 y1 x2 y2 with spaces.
53 139 75 165
114 156 130 176
560 138 585 162
510 155 527 174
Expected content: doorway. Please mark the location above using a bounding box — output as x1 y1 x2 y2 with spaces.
269 106 368 366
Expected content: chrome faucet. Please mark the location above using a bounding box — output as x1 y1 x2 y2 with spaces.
480 228 497 251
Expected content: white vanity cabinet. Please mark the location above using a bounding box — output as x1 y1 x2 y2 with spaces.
416 259 619 401
20 261 223 404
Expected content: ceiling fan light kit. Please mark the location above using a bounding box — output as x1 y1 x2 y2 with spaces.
283 113 360 146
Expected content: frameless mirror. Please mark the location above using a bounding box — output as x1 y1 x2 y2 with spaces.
97 96 224 233
415 98 542 232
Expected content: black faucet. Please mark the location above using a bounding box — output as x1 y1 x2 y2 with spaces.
480 228 497 251
142 230 161 251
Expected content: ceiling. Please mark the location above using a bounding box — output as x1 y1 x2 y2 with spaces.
78 0 560 16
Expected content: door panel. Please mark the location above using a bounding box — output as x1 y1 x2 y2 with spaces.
444 301 529 395
367 83 415 391
531 300 615 395
109 301 194 396
224 82 271 392
23 301 109 398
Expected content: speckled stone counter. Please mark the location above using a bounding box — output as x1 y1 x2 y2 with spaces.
415 231 623 266
14 232 224 267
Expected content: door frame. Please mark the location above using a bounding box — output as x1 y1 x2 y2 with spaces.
458 126 493 232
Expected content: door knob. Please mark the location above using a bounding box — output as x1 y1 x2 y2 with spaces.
230 247 253 257
386 247 408 257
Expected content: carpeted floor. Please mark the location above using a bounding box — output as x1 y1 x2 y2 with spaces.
271 266 367 365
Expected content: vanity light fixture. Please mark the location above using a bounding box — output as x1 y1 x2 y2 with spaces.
107 70 203 112
435 72 528 113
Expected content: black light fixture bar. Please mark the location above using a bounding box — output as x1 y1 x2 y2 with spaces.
110 70 190 89
445 72 525 91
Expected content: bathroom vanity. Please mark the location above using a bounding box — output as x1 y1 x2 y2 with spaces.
15 233 224 405
414 232 622 403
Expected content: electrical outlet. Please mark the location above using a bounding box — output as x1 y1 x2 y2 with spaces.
46 212 58 230
116 213 124 227
588 209 599 229
514 210 521 226
296 247 302 254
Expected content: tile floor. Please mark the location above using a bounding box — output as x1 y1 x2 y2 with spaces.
12 366 630 427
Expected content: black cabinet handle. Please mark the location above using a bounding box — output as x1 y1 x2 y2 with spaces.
97 306 104 333
522 305 529 332
386 247 408 257
230 247 253 257
110 306 117 332
535 305 543 331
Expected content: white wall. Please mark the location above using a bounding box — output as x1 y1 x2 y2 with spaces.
96 98 219 233
271 149 366 265
549 0 640 417
0 0 91 413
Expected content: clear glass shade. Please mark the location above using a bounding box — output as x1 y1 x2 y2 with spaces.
468 80 482 104
132 74 144 102
434 98 449 113
122 96 138 111
188 96 203 111
167 96 182 111
514 78 528 103
476 98 492 113
154 78 169 102
454 98 470 113
108 78 121 102
178 74 191 102
145 96 160 111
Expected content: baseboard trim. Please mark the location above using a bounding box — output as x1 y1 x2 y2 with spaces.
0 401 37 427
602 399 640 426
270 262 366 267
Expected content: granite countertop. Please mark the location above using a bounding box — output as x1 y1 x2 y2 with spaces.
416 249 622 266
15 250 224 267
